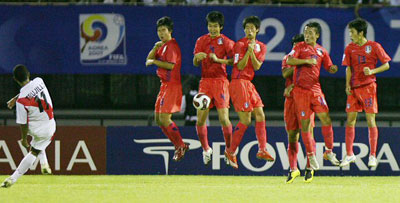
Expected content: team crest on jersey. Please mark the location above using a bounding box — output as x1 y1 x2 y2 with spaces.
301 111 305 117
347 103 350 109
244 102 249 109
218 38 223 45
255 44 261 52
365 45 372 54
316 48 323 56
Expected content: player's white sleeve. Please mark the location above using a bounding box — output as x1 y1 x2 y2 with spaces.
16 102 27 124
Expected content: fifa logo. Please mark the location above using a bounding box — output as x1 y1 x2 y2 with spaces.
80 14 127 65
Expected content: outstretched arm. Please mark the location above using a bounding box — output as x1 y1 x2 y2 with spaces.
364 62 390 75
7 94 19 109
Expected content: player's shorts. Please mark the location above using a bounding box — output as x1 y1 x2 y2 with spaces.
155 82 182 114
292 86 329 120
199 78 230 109
346 82 378 114
284 96 315 131
29 119 56 151
229 79 263 112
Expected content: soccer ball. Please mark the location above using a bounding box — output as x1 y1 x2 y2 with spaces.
192 93 211 110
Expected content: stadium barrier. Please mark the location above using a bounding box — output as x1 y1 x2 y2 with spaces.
0 126 107 175
109 126 400 176
2 126 399 175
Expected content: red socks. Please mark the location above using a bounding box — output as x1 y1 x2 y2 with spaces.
222 125 232 149
321 125 334 152
345 126 355 156
196 125 209 151
369 127 378 156
228 122 248 154
161 122 184 148
255 121 267 150
288 142 299 171
301 131 314 155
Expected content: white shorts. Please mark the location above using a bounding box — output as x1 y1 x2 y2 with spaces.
29 119 56 151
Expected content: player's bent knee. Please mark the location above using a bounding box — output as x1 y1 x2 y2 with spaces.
30 147 41 156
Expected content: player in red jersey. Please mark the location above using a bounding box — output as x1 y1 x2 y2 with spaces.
339 18 391 168
145 16 189 162
193 11 235 165
224 16 274 169
1 65 55 188
286 22 340 173
283 34 316 183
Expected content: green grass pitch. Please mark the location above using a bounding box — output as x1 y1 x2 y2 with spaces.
1 175 399 202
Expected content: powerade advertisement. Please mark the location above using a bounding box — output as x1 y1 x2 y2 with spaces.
1 126 398 175
0 6 399 77
107 126 400 176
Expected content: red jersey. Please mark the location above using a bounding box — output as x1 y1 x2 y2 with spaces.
194 34 234 79
342 41 391 88
282 54 294 88
232 38 267 81
289 41 333 94
155 38 181 83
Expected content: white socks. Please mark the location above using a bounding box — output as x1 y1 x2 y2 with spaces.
38 150 48 166
10 152 37 182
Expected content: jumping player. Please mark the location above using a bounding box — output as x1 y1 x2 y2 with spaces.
193 11 235 165
340 18 391 167
145 16 189 161
224 16 274 169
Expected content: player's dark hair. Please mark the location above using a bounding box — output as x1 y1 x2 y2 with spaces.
157 16 173 32
206 11 224 28
291 34 304 46
348 18 367 37
305 22 321 36
13 64 30 83
242 16 261 31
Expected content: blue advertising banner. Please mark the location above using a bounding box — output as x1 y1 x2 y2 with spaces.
0 6 399 76
107 126 400 176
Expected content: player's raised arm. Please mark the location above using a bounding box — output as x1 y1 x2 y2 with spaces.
6 94 19 109
193 37 207 67
282 67 294 79
236 42 250 70
248 41 264 71
146 41 163 61
193 52 207 67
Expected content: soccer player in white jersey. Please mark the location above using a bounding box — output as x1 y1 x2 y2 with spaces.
1 65 56 188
